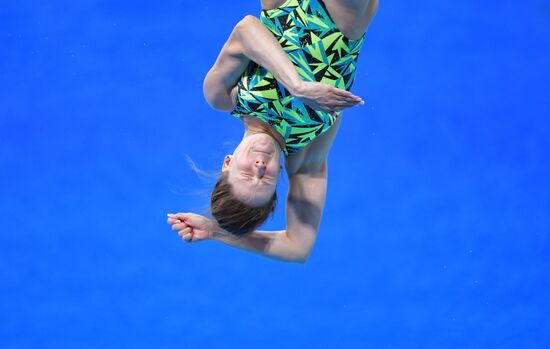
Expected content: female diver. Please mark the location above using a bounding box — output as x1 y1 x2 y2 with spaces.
167 0 378 262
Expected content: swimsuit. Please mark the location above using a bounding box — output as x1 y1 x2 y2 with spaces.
231 0 365 156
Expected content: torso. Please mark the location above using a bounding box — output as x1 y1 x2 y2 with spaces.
232 0 365 156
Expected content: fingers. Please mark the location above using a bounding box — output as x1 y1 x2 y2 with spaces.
178 227 194 242
171 222 189 231
167 213 196 243
167 213 194 227
167 212 188 221
333 100 363 111
167 216 184 226
338 94 363 105
172 223 195 242
332 88 364 105
173 222 194 242
177 226 191 237
332 87 360 99
318 101 361 114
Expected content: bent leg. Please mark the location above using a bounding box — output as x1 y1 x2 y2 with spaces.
203 20 251 112
204 16 310 112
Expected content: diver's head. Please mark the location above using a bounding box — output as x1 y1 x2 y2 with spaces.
210 132 282 236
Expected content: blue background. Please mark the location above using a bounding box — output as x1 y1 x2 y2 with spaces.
1 0 549 348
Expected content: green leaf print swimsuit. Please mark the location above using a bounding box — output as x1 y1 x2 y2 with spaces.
231 0 365 156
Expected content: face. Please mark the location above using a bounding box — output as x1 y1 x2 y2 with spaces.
222 133 281 207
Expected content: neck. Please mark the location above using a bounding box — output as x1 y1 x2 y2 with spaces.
242 116 286 152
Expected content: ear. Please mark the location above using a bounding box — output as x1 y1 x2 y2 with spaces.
222 155 232 171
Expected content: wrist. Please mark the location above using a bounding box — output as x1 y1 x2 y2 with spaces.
210 222 230 241
287 79 305 98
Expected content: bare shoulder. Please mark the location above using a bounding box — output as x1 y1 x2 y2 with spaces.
324 0 379 39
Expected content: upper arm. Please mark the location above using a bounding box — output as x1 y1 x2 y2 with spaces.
284 164 328 261
279 117 342 260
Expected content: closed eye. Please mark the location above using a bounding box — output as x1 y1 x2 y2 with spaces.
240 172 253 181
241 172 274 185
261 177 275 185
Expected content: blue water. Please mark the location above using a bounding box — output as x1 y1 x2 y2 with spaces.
1 0 549 348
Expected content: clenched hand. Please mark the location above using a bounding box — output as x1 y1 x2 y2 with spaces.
167 212 215 243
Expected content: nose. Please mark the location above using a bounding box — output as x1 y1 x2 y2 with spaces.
254 159 266 176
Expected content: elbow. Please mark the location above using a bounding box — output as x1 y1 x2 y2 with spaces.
203 72 219 109
236 15 260 32
203 95 227 112
294 255 309 264
287 255 308 264
282 231 315 264
297 246 313 264
203 71 234 112
288 247 312 264
369 0 379 16
203 72 214 107
233 16 262 44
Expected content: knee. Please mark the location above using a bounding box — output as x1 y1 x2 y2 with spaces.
235 15 260 34
240 15 260 25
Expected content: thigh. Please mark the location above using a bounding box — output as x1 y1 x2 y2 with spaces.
203 22 251 111
285 117 342 175
324 0 378 39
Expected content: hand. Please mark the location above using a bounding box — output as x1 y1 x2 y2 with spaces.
292 81 364 116
167 212 215 243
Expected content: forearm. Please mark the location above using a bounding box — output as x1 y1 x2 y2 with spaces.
212 228 309 263
234 15 304 96
168 213 311 263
